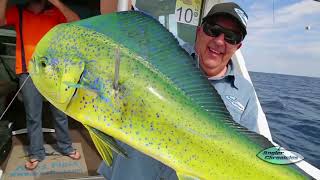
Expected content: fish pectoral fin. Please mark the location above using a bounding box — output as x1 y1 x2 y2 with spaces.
176 172 201 180
63 81 82 88
84 125 128 166
64 81 99 93
64 81 100 97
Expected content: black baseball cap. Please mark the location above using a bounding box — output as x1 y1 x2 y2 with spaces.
202 2 248 37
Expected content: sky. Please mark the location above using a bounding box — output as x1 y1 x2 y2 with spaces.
225 0 320 77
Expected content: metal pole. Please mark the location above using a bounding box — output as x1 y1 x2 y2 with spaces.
117 0 129 11
164 15 169 29
113 48 120 92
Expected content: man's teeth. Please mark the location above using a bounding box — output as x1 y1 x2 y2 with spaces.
209 48 221 54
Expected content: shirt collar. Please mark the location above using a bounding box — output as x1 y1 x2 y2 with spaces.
207 62 234 80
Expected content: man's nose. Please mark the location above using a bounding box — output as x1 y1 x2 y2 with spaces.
214 33 225 45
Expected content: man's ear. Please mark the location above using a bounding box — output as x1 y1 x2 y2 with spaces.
194 26 201 52
196 26 201 35
236 43 242 50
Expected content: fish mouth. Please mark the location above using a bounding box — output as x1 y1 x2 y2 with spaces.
38 86 76 112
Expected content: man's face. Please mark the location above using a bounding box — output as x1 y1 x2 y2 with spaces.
27 0 47 12
195 15 243 77
28 0 47 6
28 0 46 3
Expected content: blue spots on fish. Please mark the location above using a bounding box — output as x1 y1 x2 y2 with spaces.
100 95 111 104
50 58 59 66
75 67 115 106
63 58 77 66
84 59 97 67
81 68 89 78
93 78 99 86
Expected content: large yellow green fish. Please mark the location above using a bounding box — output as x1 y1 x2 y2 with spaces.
28 11 310 179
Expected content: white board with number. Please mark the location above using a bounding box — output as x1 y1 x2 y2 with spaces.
175 0 202 26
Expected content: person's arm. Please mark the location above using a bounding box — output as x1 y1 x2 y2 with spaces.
48 0 80 22
0 0 9 26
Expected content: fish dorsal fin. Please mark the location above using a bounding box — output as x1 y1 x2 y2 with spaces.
74 11 230 119
84 125 128 166
74 12 272 149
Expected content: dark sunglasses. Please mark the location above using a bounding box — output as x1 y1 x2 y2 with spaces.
202 23 243 45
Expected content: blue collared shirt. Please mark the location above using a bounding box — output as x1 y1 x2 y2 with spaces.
188 50 259 133
208 61 259 132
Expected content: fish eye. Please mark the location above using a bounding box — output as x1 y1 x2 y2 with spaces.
39 57 48 68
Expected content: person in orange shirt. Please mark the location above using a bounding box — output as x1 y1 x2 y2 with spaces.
0 0 80 170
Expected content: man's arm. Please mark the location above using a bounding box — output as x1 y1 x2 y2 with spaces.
48 0 80 22
0 0 9 26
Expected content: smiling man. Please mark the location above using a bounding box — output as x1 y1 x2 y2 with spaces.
194 2 259 132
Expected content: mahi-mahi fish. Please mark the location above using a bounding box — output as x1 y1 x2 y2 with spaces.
28 11 310 179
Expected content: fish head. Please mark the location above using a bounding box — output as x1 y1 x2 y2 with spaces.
29 25 85 111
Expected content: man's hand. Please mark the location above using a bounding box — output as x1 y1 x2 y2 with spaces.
48 0 58 3
47 0 80 22
48 0 60 7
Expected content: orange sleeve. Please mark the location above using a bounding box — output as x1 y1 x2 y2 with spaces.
5 6 18 26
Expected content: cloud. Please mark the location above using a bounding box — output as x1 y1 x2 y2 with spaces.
249 0 320 28
238 0 320 77
275 0 320 24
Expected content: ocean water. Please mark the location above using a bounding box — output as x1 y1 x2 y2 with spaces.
250 72 320 169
